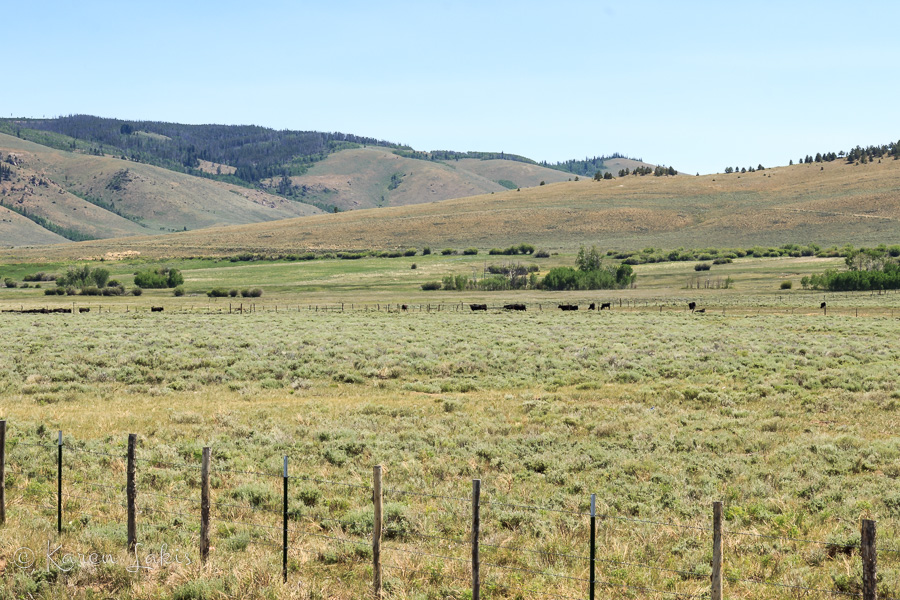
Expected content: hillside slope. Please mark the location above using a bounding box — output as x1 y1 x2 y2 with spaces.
267 147 575 211
7 157 899 260
0 133 322 244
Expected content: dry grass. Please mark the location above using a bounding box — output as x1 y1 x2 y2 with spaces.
6 156 899 261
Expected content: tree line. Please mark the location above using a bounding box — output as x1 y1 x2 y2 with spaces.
802 246 900 291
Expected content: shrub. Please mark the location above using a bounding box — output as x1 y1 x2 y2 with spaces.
403 248 417 257
102 286 125 296
535 249 550 258
23 272 56 282
694 263 712 271
442 275 469 291
229 289 239 297
131 288 143 296
780 281 793 290
207 288 229 298
133 267 184 289
421 281 442 291
410 263 417 270
173 286 185 297
462 248 478 255
422 247 431 255
44 288 57 296
247 288 263 298
81 286 101 296
441 248 455 255
3 278 17 288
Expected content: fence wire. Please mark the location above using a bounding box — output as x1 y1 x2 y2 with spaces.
3 428 898 599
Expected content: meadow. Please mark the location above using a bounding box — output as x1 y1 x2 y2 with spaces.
1 253 899 599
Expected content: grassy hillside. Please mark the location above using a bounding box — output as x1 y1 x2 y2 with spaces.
269 147 575 211
7 155 898 261
0 133 322 243
0 205 69 246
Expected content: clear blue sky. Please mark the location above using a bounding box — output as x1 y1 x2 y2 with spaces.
4 0 899 174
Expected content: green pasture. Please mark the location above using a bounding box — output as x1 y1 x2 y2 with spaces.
0 252 879 309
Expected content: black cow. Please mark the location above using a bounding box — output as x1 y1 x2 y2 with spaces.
401 304 408 311
558 304 578 311
820 302 827 309
151 306 164 312
469 304 488 311
688 302 696 312
504 303 526 311
600 302 611 310
78 307 90 313
588 303 596 310
695 308 706 314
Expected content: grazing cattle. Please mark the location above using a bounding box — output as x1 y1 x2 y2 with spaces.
695 308 706 314
151 306 164 312
600 302 611 310
558 304 578 311
469 304 488 311
401 304 408 311
78 307 90 313
820 302 827 309
688 301 696 312
588 303 596 310
503 303 526 311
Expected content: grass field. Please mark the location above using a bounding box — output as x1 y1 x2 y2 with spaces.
1 251 900 599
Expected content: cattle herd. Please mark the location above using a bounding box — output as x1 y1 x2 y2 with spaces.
467 301 709 312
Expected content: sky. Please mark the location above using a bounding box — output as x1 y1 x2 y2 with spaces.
4 0 900 174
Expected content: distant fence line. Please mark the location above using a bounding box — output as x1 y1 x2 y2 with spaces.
0 421 897 599
2 295 899 318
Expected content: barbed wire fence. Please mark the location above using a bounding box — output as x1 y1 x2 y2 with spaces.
0 420 896 599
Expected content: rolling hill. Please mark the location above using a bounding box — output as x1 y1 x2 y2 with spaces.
0 133 323 244
6 155 899 261
265 147 576 211
0 115 652 244
1 122 661 246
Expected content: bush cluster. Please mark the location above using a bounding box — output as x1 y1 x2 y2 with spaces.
487 244 535 256
606 244 842 266
23 272 56 282
801 246 900 291
541 265 634 290
207 288 263 298
133 267 184 289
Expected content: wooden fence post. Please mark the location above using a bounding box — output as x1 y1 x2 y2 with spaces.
472 479 481 600
589 493 596 600
373 465 383 599
127 434 136 550
200 447 210 565
0 420 5 525
282 456 288 584
712 501 723 600
57 430 63 534
862 519 877 600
